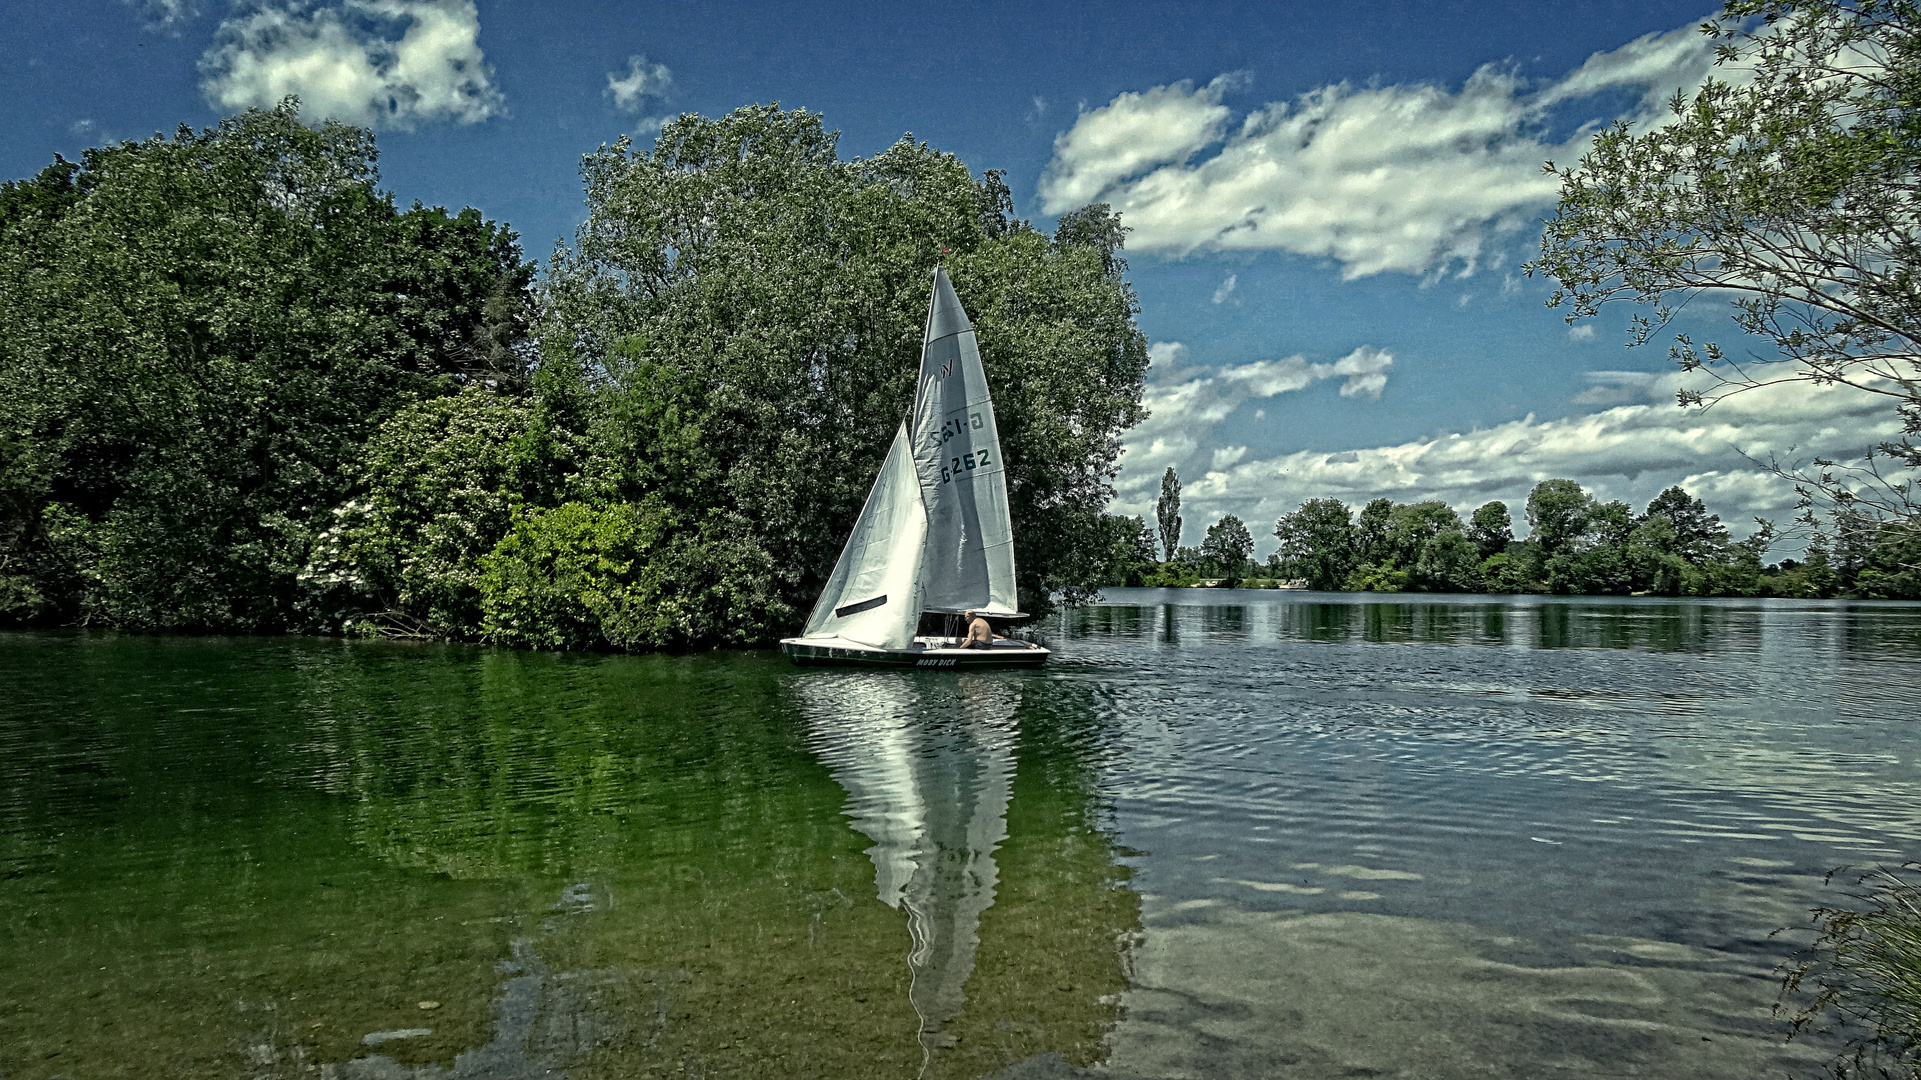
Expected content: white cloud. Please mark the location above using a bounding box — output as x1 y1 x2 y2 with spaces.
1570 369 1661 406
69 119 96 137
606 54 672 115
1039 76 1237 210
1331 346 1393 399
1567 324 1597 342
1040 22 1721 278
1212 273 1239 304
1114 367 1897 549
199 0 502 131
1125 342 1397 483
124 0 197 31
1212 445 1249 470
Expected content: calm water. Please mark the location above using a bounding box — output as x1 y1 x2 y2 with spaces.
3 590 1919 1079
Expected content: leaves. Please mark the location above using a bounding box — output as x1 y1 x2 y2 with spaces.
542 106 1148 631
0 101 530 630
1532 0 1921 538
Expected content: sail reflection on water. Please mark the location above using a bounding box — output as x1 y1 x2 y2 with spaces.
795 672 1019 1063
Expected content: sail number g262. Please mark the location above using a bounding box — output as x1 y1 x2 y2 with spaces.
940 449 989 483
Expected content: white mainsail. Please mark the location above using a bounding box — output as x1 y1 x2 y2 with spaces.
911 267 1019 615
800 422 928 648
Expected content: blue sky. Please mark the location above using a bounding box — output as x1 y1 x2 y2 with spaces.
4 0 1894 550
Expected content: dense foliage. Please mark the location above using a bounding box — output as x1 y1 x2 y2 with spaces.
539 106 1149 635
1533 0 1921 564
0 103 529 630
1114 475 1917 598
1266 479 1918 597
0 102 1151 647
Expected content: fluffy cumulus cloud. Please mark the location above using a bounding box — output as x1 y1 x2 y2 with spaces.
1040 76 1237 209
1115 362 1899 551
606 54 672 116
199 0 502 131
1040 23 1724 278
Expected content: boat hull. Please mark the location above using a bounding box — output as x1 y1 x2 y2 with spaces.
780 637 1048 669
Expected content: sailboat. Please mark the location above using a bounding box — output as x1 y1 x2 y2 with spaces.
780 267 1049 669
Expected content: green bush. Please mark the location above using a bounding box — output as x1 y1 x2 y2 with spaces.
477 500 791 651
1141 561 1200 588
1779 862 1921 1079
1344 562 1409 593
479 500 672 651
301 386 605 636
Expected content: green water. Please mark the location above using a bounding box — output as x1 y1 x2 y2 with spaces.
0 634 1131 1079
4 592 1919 1078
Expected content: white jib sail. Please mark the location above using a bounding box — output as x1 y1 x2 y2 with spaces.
801 422 928 648
911 267 1019 615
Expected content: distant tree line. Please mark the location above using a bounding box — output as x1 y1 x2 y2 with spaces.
0 101 1150 648
1100 472 1920 599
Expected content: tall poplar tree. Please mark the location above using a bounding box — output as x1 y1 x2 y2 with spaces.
1156 467 1182 562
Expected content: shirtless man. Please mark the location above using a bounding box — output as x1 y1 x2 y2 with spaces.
958 610 995 649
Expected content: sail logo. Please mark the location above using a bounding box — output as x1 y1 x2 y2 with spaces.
935 413 984 445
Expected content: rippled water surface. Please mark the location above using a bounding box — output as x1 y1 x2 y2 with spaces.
3 591 1919 1079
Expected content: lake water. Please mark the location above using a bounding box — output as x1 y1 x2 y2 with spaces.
3 589 1918 1079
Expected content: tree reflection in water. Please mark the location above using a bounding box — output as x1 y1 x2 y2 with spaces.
0 638 1137 1079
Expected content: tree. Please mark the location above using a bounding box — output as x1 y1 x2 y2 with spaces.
1526 479 1594 557
1273 498 1357 590
543 105 1149 631
0 101 528 630
1466 501 1513 560
1383 502 1463 567
1070 514 1158 588
1643 485 1730 562
1354 498 1396 566
1532 0 1921 540
1549 499 1636 595
1413 530 1484 593
1200 514 1255 578
1156 467 1183 562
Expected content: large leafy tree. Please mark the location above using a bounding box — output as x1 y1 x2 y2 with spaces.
543 105 1148 630
1466 501 1514 560
0 101 528 628
1199 514 1254 577
1273 498 1358 590
1533 0 1921 543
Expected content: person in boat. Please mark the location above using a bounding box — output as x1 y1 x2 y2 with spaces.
958 610 995 649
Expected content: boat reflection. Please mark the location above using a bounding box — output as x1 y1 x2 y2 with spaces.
797 672 1017 1068
795 670 1137 1078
